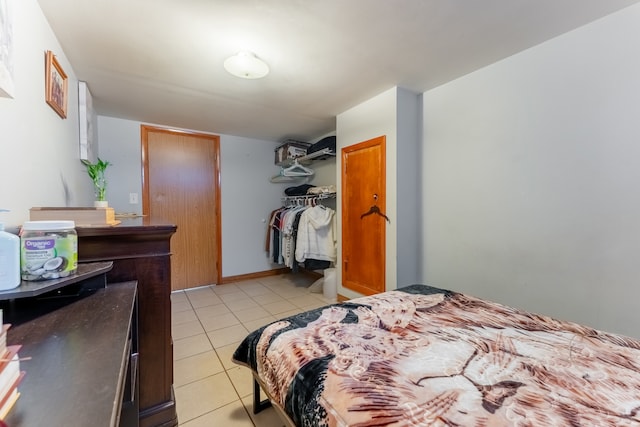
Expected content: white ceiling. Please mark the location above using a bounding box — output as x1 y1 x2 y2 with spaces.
37 0 640 142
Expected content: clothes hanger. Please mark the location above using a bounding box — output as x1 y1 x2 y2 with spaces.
360 204 390 222
360 194 390 223
282 159 314 177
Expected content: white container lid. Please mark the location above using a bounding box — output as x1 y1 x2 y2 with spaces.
22 220 76 230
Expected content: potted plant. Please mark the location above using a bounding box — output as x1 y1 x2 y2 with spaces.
81 157 111 207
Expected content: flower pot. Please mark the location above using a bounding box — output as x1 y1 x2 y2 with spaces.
94 200 109 208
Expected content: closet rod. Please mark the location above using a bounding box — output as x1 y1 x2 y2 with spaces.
281 193 336 206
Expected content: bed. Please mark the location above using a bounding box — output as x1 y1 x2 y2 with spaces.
232 284 640 426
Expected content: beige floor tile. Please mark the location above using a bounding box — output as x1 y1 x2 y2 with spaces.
211 284 241 294
173 275 324 427
242 316 277 333
188 293 224 309
233 306 271 322
173 309 198 326
263 277 296 286
220 291 253 303
289 274 318 286
227 365 254 398
309 291 331 301
199 311 241 332
171 291 188 303
225 298 260 311
316 294 338 304
174 333 214 360
271 287 310 299
172 319 206 340
262 300 298 316
300 300 330 311
207 324 249 349
262 282 283 292
195 303 230 318
287 294 325 308
257 275 290 285
175 371 238 424
275 309 306 318
237 283 272 297
172 300 193 313
241 395 287 427
179 400 254 427
273 277 307 286
174 350 224 387
232 279 262 286
215 341 243 370
250 291 284 305
185 286 216 297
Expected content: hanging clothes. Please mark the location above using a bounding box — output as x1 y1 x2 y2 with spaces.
295 205 337 264
281 205 306 268
266 194 337 271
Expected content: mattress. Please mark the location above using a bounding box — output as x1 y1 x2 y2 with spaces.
232 284 640 426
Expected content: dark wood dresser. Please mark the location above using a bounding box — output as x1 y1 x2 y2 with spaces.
76 220 178 427
2 263 138 426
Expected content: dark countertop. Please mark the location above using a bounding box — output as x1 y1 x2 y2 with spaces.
0 262 113 300
75 218 176 236
3 279 137 427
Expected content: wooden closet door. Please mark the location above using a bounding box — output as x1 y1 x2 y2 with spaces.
142 126 221 290
341 136 386 295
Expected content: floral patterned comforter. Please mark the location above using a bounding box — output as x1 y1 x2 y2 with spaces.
232 285 640 426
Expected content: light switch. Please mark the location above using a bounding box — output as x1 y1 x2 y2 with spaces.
129 193 139 204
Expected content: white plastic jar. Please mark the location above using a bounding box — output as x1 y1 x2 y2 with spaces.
0 223 20 290
20 220 78 281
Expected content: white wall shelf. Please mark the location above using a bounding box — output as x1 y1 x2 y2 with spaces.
270 148 335 183
277 148 335 167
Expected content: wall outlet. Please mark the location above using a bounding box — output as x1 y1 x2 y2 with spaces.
129 193 139 204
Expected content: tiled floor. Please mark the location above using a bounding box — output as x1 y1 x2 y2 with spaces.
171 273 331 426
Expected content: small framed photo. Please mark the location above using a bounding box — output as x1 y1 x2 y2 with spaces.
45 50 67 118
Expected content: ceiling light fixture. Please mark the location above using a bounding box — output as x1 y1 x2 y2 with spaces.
224 51 269 79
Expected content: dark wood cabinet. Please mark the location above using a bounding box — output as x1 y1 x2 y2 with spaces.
2 264 138 426
76 220 178 427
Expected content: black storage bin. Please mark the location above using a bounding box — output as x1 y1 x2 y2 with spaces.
307 136 336 159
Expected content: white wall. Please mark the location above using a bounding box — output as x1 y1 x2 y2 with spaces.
422 3 640 338
97 116 143 213
337 87 421 299
0 0 93 230
220 135 291 277
337 88 397 300
396 89 422 287
97 116 285 278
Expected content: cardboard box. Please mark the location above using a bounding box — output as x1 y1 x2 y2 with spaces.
29 207 121 227
274 140 311 165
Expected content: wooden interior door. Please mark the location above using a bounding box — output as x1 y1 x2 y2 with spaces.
142 125 222 290
342 135 386 295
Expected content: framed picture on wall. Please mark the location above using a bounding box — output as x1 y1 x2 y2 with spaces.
0 0 14 98
45 50 67 118
78 81 97 162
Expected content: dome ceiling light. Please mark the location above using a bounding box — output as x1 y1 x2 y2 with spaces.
224 51 269 79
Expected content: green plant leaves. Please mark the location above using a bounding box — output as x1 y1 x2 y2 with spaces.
82 157 111 201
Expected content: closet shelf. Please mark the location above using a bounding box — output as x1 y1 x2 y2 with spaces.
277 148 335 166
270 175 311 183
270 148 335 183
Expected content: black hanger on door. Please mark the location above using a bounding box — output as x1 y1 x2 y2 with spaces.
360 194 390 223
